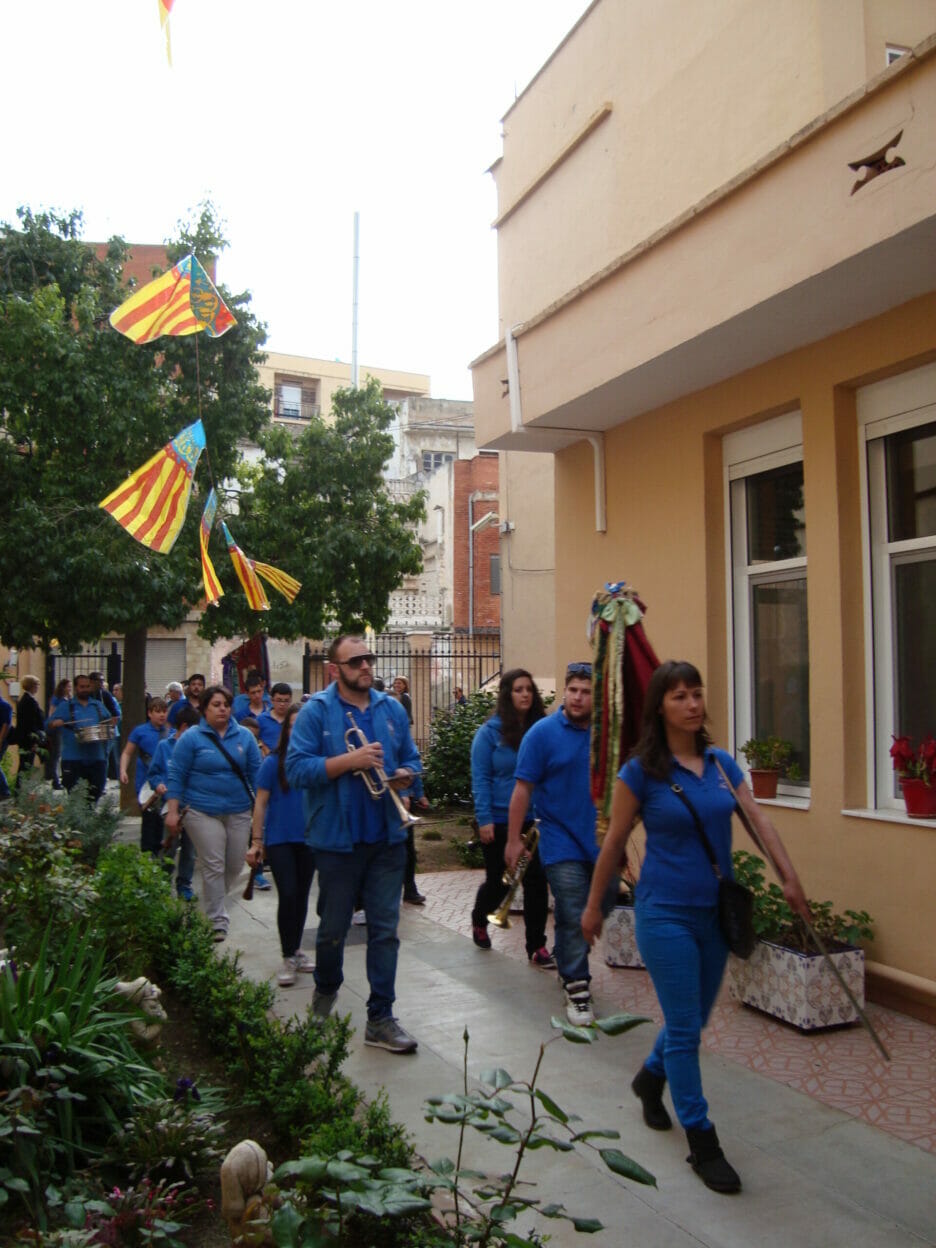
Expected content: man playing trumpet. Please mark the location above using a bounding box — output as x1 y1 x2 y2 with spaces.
286 635 422 1054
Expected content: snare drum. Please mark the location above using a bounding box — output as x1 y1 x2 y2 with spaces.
75 721 116 744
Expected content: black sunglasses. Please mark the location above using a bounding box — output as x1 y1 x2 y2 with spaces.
566 662 592 677
337 653 377 670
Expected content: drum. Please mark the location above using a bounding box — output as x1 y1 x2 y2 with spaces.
75 721 116 744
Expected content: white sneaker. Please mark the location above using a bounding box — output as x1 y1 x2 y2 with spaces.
351 910 367 926
563 979 594 1025
277 958 296 987
292 950 315 973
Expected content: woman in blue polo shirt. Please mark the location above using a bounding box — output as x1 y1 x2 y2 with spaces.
581 660 808 1196
245 705 315 988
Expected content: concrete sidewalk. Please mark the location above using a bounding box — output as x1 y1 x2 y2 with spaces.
220 870 936 1248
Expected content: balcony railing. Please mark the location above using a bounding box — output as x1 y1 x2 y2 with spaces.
274 399 321 421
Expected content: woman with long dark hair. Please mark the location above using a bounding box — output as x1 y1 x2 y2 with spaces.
470 668 553 966
581 660 808 1194
246 706 316 987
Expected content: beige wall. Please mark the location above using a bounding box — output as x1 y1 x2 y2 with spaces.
551 296 936 987
257 351 430 424
500 450 556 688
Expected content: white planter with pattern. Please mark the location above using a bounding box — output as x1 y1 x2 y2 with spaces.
727 938 864 1030
602 905 644 969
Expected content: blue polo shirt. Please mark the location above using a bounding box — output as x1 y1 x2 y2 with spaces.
256 710 287 751
256 754 307 846
0 697 11 757
167 698 200 728
619 748 744 907
128 721 170 795
514 710 596 866
233 692 272 722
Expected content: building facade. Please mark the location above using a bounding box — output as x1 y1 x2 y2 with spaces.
471 0 936 1015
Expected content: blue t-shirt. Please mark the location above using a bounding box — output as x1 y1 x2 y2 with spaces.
167 698 200 728
146 734 176 791
514 710 596 866
128 721 170 795
256 753 307 847
619 747 745 907
233 692 272 722
256 710 287 752
340 698 385 844
0 697 11 757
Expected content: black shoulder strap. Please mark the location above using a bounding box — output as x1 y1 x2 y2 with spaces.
671 780 723 881
205 730 256 806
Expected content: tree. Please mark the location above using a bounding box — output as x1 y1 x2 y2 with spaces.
199 376 426 641
0 205 270 758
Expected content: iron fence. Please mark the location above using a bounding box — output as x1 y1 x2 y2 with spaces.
46 642 122 702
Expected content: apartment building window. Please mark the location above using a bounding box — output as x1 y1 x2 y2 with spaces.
275 379 319 421
422 450 455 474
859 364 936 810
886 44 910 66
725 413 809 788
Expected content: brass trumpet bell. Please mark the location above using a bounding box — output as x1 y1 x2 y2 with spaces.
487 824 539 928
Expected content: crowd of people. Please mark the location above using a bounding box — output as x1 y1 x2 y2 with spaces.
0 647 812 1192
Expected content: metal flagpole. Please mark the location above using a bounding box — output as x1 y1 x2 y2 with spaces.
714 757 890 1062
351 211 359 388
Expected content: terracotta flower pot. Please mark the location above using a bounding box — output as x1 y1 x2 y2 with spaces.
900 777 936 818
750 768 779 799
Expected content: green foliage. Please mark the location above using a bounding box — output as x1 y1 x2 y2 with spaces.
0 797 104 958
422 691 496 805
0 925 166 1226
75 1177 205 1247
106 1087 227 1185
0 205 269 656
452 836 485 869
732 850 875 952
739 736 795 773
89 844 179 977
199 375 426 642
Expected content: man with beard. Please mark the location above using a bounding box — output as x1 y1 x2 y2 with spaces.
47 673 111 802
506 662 615 1026
168 673 205 728
286 635 421 1053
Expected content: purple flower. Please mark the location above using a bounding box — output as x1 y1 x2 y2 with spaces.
174 1076 201 1102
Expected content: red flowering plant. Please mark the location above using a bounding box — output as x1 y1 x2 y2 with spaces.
890 735 936 787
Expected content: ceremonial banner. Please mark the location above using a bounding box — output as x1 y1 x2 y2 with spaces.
109 254 236 344
158 0 175 66
99 420 205 553
222 523 269 611
253 561 301 604
199 488 223 606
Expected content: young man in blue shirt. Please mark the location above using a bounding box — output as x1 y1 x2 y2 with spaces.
286 635 422 1054
148 704 200 900
47 673 111 802
119 697 170 854
507 662 615 1025
232 669 272 723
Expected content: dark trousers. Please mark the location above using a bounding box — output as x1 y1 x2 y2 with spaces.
141 806 164 855
45 730 62 788
266 841 316 959
62 759 107 803
404 826 418 892
471 822 548 955
15 751 37 791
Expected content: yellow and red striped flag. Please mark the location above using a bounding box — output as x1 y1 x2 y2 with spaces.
199 488 223 606
253 561 302 604
99 420 205 553
158 0 175 66
222 523 269 611
109 254 235 344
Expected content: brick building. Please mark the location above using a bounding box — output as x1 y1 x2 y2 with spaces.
452 455 500 633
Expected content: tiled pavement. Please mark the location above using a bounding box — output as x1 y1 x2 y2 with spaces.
418 869 936 1155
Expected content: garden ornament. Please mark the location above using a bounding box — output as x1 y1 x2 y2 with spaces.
115 975 168 1041
220 1139 273 1229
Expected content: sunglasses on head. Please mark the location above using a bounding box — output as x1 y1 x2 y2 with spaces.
337 653 377 670
566 662 592 678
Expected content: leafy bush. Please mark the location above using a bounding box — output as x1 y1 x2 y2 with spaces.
732 850 874 952
452 836 484 869
422 691 495 805
89 845 179 978
106 1081 227 1184
7 771 120 865
0 925 166 1226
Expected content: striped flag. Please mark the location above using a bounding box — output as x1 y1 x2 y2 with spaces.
109 254 236 344
199 488 224 606
222 523 269 611
158 0 175 66
99 420 205 553
253 561 301 604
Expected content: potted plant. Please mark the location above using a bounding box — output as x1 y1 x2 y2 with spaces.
726 850 874 1031
739 736 797 799
889 734 936 819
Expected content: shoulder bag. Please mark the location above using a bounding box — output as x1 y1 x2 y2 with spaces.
670 765 755 959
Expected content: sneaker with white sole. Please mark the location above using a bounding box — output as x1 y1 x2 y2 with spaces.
277 958 296 987
351 910 367 926
364 1017 418 1053
563 979 594 1025
292 950 315 973
529 947 556 970
254 871 272 891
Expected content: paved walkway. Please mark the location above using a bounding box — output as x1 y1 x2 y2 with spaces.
213 859 936 1248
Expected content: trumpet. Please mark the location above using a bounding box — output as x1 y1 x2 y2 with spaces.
488 823 539 928
343 711 420 829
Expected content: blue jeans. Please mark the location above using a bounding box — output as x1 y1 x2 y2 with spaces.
314 841 406 1021
544 858 618 984
176 829 196 892
635 899 728 1131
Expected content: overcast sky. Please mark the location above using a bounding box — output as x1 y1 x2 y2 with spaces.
2 1 590 398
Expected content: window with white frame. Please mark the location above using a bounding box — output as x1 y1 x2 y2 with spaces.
724 413 809 788
858 363 936 811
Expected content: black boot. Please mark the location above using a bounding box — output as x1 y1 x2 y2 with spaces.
685 1126 741 1193
631 1065 672 1130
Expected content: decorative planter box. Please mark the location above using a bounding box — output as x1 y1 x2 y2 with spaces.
727 938 864 1030
602 905 644 969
